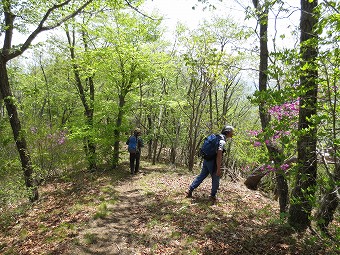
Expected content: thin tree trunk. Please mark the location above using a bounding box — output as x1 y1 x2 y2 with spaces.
288 0 319 231
156 139 163 162
39 54 52 125
187 76 208 172
147 115 153 160
315 185 338 232
152 136 158 165
170 119 181 165
0 59 38 201
252 0 289 213
208 84 213 130
86 76 96 171
66 27 97 171
112 94 125 168
275 173 289 212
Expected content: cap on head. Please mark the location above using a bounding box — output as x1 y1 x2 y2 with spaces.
221 125 234 135
134 128 141 135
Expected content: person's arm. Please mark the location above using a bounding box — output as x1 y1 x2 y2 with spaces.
139 137 144 148
216 150 223 177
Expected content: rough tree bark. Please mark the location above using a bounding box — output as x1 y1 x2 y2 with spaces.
288 0 319 231
0 0 93 201
252 0 289 213
0 59 39 201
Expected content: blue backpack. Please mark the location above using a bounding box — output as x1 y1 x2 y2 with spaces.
128 135 138 153
199 134 222 160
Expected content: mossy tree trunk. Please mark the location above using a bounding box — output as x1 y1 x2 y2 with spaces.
288 0 319 231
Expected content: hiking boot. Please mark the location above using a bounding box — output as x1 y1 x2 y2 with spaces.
209 196 217 204
186 189 193 198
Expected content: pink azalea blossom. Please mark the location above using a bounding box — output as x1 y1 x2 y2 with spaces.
280 164 290 171
266 165 275 171
253 141 262 147
248 130 262 136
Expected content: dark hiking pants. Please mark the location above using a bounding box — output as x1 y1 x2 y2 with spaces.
129 152 140 174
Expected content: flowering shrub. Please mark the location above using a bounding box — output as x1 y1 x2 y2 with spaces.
268 99 299 121
28 126 75 177
47 129 68 146
246 98 299 173
31 127 68 147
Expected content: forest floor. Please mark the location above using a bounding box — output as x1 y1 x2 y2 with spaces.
0 161 339 255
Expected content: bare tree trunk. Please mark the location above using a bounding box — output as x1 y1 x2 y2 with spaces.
156 139 163 162
147 115 153 160
252 0 289 213
39 54 53 125
0 59 38 201
112 94 125 168
170 120 181 165
170 145 176 165
315 185 338 232
208 85 213 130
86 76 97 171
187 76 208 172
288 0 319 231
152 136 158 165
66 27 97 171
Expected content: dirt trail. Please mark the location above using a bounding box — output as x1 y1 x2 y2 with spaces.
2 163 337 255
63 165 278 255
46 162 338 255
66 174 149 255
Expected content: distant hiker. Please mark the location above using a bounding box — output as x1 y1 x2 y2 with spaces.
126 128 144 174
186 125 234 202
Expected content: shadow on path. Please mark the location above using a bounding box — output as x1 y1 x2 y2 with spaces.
62 162 334 255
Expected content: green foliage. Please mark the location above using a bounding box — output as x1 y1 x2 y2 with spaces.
202 222 218 234
83 232 98 244
1 1 338 238
93 202 109 219
0 202 31 233
0 155 27 208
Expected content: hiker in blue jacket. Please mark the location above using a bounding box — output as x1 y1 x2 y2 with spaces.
186 125 234 202
126 128 144 175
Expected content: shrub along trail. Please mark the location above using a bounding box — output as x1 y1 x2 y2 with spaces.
0 161 338 255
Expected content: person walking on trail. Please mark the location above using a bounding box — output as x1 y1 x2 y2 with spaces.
126 128 144 175
186 125 234 202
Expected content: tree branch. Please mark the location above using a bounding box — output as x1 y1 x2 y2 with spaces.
124 0 160 20
5 0 94 61
323 0 339 14
3 8 15 52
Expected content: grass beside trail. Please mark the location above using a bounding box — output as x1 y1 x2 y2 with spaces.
0 161 339 255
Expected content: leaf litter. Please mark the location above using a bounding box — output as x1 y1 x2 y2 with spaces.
0 162 338 255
